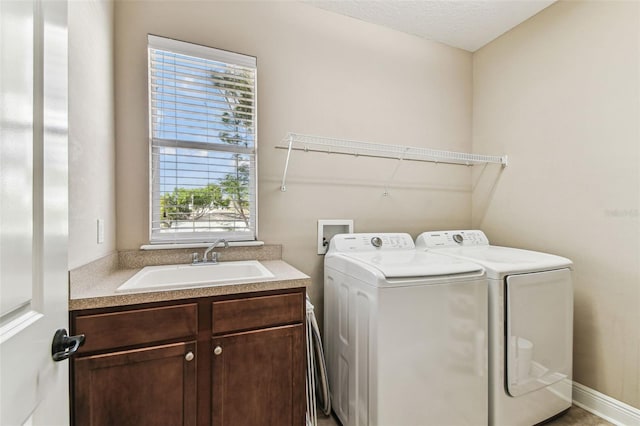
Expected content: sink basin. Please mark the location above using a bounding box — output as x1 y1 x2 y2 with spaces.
116 260 275 292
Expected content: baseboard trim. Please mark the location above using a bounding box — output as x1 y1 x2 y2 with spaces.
572 382 640 426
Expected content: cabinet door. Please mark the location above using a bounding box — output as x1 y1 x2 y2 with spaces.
74 341 197 426
211 324 305 426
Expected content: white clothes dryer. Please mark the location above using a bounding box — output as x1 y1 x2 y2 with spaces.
324 233 488 426
416 230 573 426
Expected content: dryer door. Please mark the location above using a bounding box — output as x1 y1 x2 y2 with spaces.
505 268 572 397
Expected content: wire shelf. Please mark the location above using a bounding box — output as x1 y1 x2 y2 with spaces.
276 133 507 191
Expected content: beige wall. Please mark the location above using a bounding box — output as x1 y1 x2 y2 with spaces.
473 0 640 408
77 0 640 409
114 1 474 312
68 0 116 269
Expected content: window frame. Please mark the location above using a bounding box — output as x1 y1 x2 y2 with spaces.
147 35 258 244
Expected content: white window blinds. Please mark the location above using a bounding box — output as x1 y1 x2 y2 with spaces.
148 35 257 243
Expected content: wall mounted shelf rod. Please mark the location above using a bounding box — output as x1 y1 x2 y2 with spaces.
276 132 508 191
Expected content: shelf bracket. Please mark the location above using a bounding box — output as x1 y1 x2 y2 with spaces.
280 134 294 192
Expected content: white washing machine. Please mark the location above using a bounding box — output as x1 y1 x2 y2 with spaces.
324 233 488 426
416 230 573 426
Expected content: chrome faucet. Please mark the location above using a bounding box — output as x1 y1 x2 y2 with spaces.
196 238 229 264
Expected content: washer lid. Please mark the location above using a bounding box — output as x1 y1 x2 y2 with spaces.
426 245 572 277
342 250 483 278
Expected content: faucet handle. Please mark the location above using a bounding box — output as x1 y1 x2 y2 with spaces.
192 252 200 264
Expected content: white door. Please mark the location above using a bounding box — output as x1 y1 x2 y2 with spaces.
1 0 70 424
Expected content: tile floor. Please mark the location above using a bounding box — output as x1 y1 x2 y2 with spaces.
315 405 613 426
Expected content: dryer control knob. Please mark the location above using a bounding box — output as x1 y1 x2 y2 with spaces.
453 234 464 244
371 237 383 248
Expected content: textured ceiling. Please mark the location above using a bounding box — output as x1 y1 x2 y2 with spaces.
305 0 556 52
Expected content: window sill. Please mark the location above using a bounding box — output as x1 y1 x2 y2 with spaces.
140 241 265 250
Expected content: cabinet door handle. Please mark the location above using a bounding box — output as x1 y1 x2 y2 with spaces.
213 346 223 356
185 351 195 362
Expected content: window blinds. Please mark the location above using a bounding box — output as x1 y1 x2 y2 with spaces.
148 35 257 243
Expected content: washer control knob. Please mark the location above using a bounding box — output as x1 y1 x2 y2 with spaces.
453 234 464 244
371 237 383 248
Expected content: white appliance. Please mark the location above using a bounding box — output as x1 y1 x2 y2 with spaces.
324 233 488 426
416 230 573 426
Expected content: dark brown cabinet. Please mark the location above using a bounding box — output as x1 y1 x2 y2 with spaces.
74 341 197 426
70 288 305 426
211 325 305 425
210 292 306 425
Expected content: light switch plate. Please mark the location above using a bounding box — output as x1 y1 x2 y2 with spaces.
97 219 104 244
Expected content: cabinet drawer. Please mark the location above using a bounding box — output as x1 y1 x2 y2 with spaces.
212 293 303 334
75 303 198 353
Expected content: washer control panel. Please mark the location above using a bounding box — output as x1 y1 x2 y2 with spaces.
416 230 489 249
329 233 415 253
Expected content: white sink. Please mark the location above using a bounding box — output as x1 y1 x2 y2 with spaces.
116 260 275 292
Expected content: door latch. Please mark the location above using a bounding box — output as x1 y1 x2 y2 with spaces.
51 329 85 362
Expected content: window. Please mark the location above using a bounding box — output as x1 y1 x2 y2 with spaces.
148 35 257 243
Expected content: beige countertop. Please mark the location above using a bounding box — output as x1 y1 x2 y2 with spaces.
69 246 310 311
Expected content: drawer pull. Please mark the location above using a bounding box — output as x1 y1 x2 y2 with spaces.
185 351 195 362
213 346 223 356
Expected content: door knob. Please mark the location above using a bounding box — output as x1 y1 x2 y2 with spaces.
51 329 85 362
213 346 223 355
